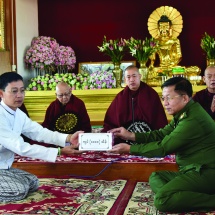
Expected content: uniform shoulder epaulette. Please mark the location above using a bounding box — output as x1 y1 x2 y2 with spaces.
179 112 187 121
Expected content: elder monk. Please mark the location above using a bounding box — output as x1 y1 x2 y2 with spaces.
31 82 91 146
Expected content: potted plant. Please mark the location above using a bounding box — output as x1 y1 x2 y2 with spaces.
125 36 158 64
200 32 215 66
98 36 126 64
25 36 58 74
125 36 159 83
98 36 126 88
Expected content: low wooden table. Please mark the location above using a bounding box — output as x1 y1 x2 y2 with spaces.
12 153 178 181
13 162 178 181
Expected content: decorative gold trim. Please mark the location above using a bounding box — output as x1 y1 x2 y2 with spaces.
55 113 78 132
148 6 183 39
0 0 5 49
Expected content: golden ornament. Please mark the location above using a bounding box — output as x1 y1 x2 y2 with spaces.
55 113 77 132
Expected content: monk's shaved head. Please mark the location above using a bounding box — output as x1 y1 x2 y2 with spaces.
55 82 72 105
56 82 71 92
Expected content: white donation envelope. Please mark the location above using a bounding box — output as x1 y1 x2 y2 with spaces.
79 133 113 151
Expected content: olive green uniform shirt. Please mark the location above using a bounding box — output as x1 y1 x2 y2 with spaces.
130 99 215 172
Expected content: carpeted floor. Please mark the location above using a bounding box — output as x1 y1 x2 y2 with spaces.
0 178 214 215
0 178 127 215
124 182 215 215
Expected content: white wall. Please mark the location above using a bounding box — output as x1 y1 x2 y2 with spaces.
15 0 38 86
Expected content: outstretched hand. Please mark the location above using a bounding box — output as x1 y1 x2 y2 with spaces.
69 131 84 148
108 143 131 154
108 127 135 142
61 145 84 155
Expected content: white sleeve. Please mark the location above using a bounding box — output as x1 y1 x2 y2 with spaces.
0 108 68 162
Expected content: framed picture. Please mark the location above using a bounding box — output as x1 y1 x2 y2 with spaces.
78 60 136 86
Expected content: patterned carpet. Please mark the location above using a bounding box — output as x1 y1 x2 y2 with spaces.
124 182 215 215
0 178 127 215
0 179 214 215
14 151 176 163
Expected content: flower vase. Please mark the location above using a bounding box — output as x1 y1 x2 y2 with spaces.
34 68 53 77
57 66 68 74
34 68 46 77
112 63 122 88
139 61 148 83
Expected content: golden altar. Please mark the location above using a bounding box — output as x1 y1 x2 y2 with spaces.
24 85 206 126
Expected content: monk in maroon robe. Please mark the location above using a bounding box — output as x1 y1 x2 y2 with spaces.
193 66 215 120
31 82 91 146
42 82 91 133
102 65 168 144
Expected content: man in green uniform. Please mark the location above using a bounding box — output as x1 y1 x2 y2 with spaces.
108 77 215 213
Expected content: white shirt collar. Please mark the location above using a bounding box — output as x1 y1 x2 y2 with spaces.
0 101 16 115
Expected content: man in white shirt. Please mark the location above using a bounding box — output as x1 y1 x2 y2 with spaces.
0 72 82 202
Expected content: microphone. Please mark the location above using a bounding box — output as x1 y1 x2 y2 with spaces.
132 97 134 124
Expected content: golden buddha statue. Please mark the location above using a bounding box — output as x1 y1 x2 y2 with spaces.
150 15 182 70
147 6 200 84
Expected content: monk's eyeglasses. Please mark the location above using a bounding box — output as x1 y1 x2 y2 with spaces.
161 94 184 102
56 92 71 98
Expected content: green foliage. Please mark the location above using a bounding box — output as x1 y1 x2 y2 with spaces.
125 37 159 62
26 73 90 91
200 32 215 59
98 36 126 64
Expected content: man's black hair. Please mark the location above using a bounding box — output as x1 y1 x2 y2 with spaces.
161 77 193 97
0 72 23 90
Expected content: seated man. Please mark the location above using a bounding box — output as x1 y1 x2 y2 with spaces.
108 77 215 213
102 65 168 144
0 72 82 202
31 82 91 146
193 66 215 119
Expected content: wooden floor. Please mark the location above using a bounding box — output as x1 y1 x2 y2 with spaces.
12 161 178 181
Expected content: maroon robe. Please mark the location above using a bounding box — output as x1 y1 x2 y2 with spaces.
193 88 215 120
42 94 91 133
30 94 91 146
102 82 168 144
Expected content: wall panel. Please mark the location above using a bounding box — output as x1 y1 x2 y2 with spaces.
38 0 215 75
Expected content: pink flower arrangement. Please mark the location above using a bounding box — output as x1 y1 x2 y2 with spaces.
89 71 116 89
125 37 159 62
54 45 76 71
25 36 58 71
98 36 126 64
26 73 89 91
25 36 76 72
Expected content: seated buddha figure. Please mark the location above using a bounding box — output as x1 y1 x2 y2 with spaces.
150 15 182 71
147 6 200 81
